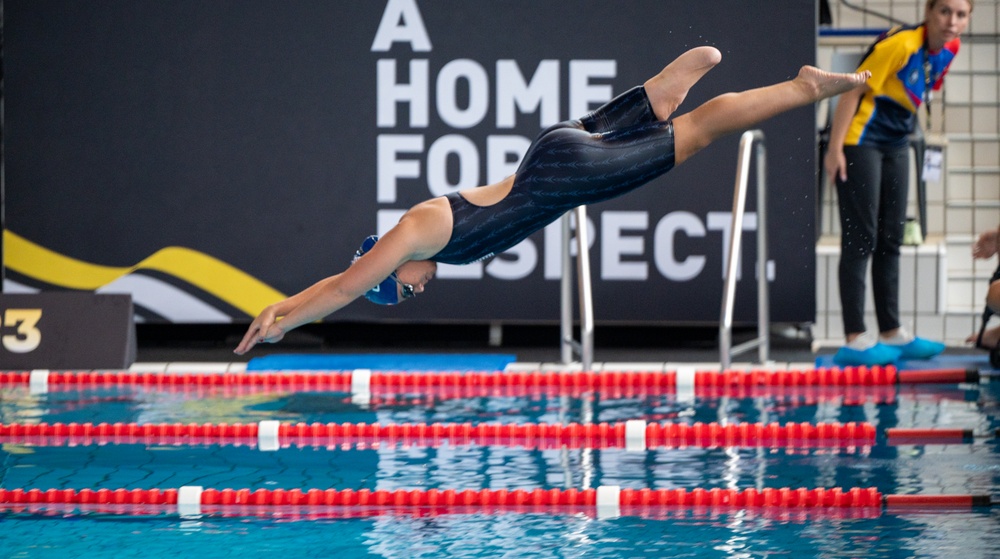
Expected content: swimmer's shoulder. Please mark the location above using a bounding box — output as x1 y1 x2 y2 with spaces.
396 197 454 258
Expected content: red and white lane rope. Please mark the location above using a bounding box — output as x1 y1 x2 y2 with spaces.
0 486 992 519
0 366 979 397
12 422 994 449
0 377 909 406
0 420 876 450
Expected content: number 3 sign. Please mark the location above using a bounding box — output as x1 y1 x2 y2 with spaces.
0 293 136 369
1 308 43 353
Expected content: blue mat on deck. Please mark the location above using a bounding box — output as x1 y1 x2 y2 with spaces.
815 352 997 372
246 353 517 372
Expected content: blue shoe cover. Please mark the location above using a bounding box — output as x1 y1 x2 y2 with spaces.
833 343 902 366
892 337 945 360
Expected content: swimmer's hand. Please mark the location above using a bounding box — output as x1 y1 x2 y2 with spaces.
234 306 286 355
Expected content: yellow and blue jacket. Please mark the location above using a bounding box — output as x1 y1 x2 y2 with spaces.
846 24 960 148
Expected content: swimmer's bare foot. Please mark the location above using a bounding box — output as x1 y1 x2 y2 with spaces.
794 65 871 101
645 46 723 120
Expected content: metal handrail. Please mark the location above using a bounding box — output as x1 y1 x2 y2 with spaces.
560 207 594 371
720 130 770 369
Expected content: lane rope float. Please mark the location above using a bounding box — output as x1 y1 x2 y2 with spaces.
0 420 877 450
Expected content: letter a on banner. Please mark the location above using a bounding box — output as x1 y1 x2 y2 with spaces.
371 0 432 52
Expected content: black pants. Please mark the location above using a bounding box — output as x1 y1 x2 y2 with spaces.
836 143 909 335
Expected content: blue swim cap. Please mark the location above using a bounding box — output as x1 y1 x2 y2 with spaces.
353 235 401 305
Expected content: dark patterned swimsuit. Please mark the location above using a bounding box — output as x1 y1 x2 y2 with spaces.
429 86 676 265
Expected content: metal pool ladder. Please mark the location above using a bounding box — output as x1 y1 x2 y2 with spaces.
720 130 771 369
560 206 594 371
560 130 769 372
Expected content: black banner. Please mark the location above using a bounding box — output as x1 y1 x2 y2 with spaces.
4 0 818 325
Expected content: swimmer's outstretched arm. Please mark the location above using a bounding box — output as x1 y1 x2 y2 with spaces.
234 222 423 355
234 198 450 355
233 275 346 355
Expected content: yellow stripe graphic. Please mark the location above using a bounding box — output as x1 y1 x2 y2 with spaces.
3 229 286 318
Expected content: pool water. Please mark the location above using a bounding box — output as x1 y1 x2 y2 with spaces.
1 377 998 558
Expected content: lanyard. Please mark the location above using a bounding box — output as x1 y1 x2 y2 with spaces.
922 39 935 130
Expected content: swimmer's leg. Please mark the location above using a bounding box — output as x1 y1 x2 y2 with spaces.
575 47 719 136
671 65 870 165
644 46 723 121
